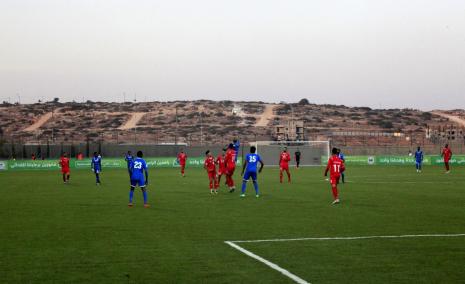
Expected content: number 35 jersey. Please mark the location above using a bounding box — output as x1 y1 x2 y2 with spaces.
245 153 262 173
130 157 148 180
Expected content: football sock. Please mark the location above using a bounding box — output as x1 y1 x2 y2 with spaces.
143 191 148 204
331 187 338 199
279 172 283 183
241 181 247 194
253 180 259 195
63 174 66 182
341 172 345 183
96 173 100 183
129 189 134 203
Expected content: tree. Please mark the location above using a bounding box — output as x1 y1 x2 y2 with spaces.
298 98 310 105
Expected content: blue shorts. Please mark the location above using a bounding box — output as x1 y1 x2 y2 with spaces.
131 177 146 187
243 171 257 181
416 161 422 166
94 168 101 174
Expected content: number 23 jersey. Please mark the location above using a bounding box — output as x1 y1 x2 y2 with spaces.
130 158 147 180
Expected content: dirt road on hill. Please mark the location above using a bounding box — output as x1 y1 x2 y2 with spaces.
118 112 146 130
255 104 276 127
432 111 465 127
23 109 60 132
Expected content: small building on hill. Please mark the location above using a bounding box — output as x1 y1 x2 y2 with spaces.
426 125 465 142
274 120 304 141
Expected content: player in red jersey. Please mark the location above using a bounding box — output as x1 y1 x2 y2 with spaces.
441 144 452 173
224 144 237 193
324 148 345 204
204 150 218 194
177 149 187 177
59 152 71 184
279 147 291 183
215 148 226 189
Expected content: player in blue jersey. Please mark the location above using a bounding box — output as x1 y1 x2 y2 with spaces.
91 152 102 185
233 138 240 163
337 148 346 183
415 146 424 173
240 146 264 198
125 151 133 177
128 151 149 208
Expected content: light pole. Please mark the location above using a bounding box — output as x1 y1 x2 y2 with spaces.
200 112 203 146
175 107 178 145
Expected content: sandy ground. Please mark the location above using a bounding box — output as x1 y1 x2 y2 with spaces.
23 110 59 132
432 111 465 127
118 112 146 130
255 104 277 127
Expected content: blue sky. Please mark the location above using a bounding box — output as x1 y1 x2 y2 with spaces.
1 0 464 109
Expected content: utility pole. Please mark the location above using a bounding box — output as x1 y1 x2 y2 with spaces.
200 112 203 146
175 107 178 145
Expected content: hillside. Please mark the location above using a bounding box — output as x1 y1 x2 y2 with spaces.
0 100 460 146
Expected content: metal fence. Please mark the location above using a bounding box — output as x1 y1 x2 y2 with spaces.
1 142 464 161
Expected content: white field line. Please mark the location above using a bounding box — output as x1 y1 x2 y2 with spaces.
229 233 465 244
225 233 465 284
224 241 310 284
346 181 462 184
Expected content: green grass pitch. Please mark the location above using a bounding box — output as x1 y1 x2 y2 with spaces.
1 166 464 283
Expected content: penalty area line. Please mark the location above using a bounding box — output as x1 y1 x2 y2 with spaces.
229 233 465 244
224 241 310 284
225 233 465 283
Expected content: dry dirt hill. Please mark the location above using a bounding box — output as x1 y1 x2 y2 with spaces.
0 100 459 145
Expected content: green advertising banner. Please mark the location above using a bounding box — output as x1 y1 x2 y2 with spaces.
3 155 463 171
321 155 465 166
344 156 376 165
3 157 243 171
7 160 61 170
376 156 432 165
0 160 8 170
430 155 465 166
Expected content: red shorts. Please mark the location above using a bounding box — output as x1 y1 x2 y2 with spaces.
330 176 340 186
208 171 216 179
218 168 225 176
61 168 70 174
280 164 289 171
226 167 235 175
